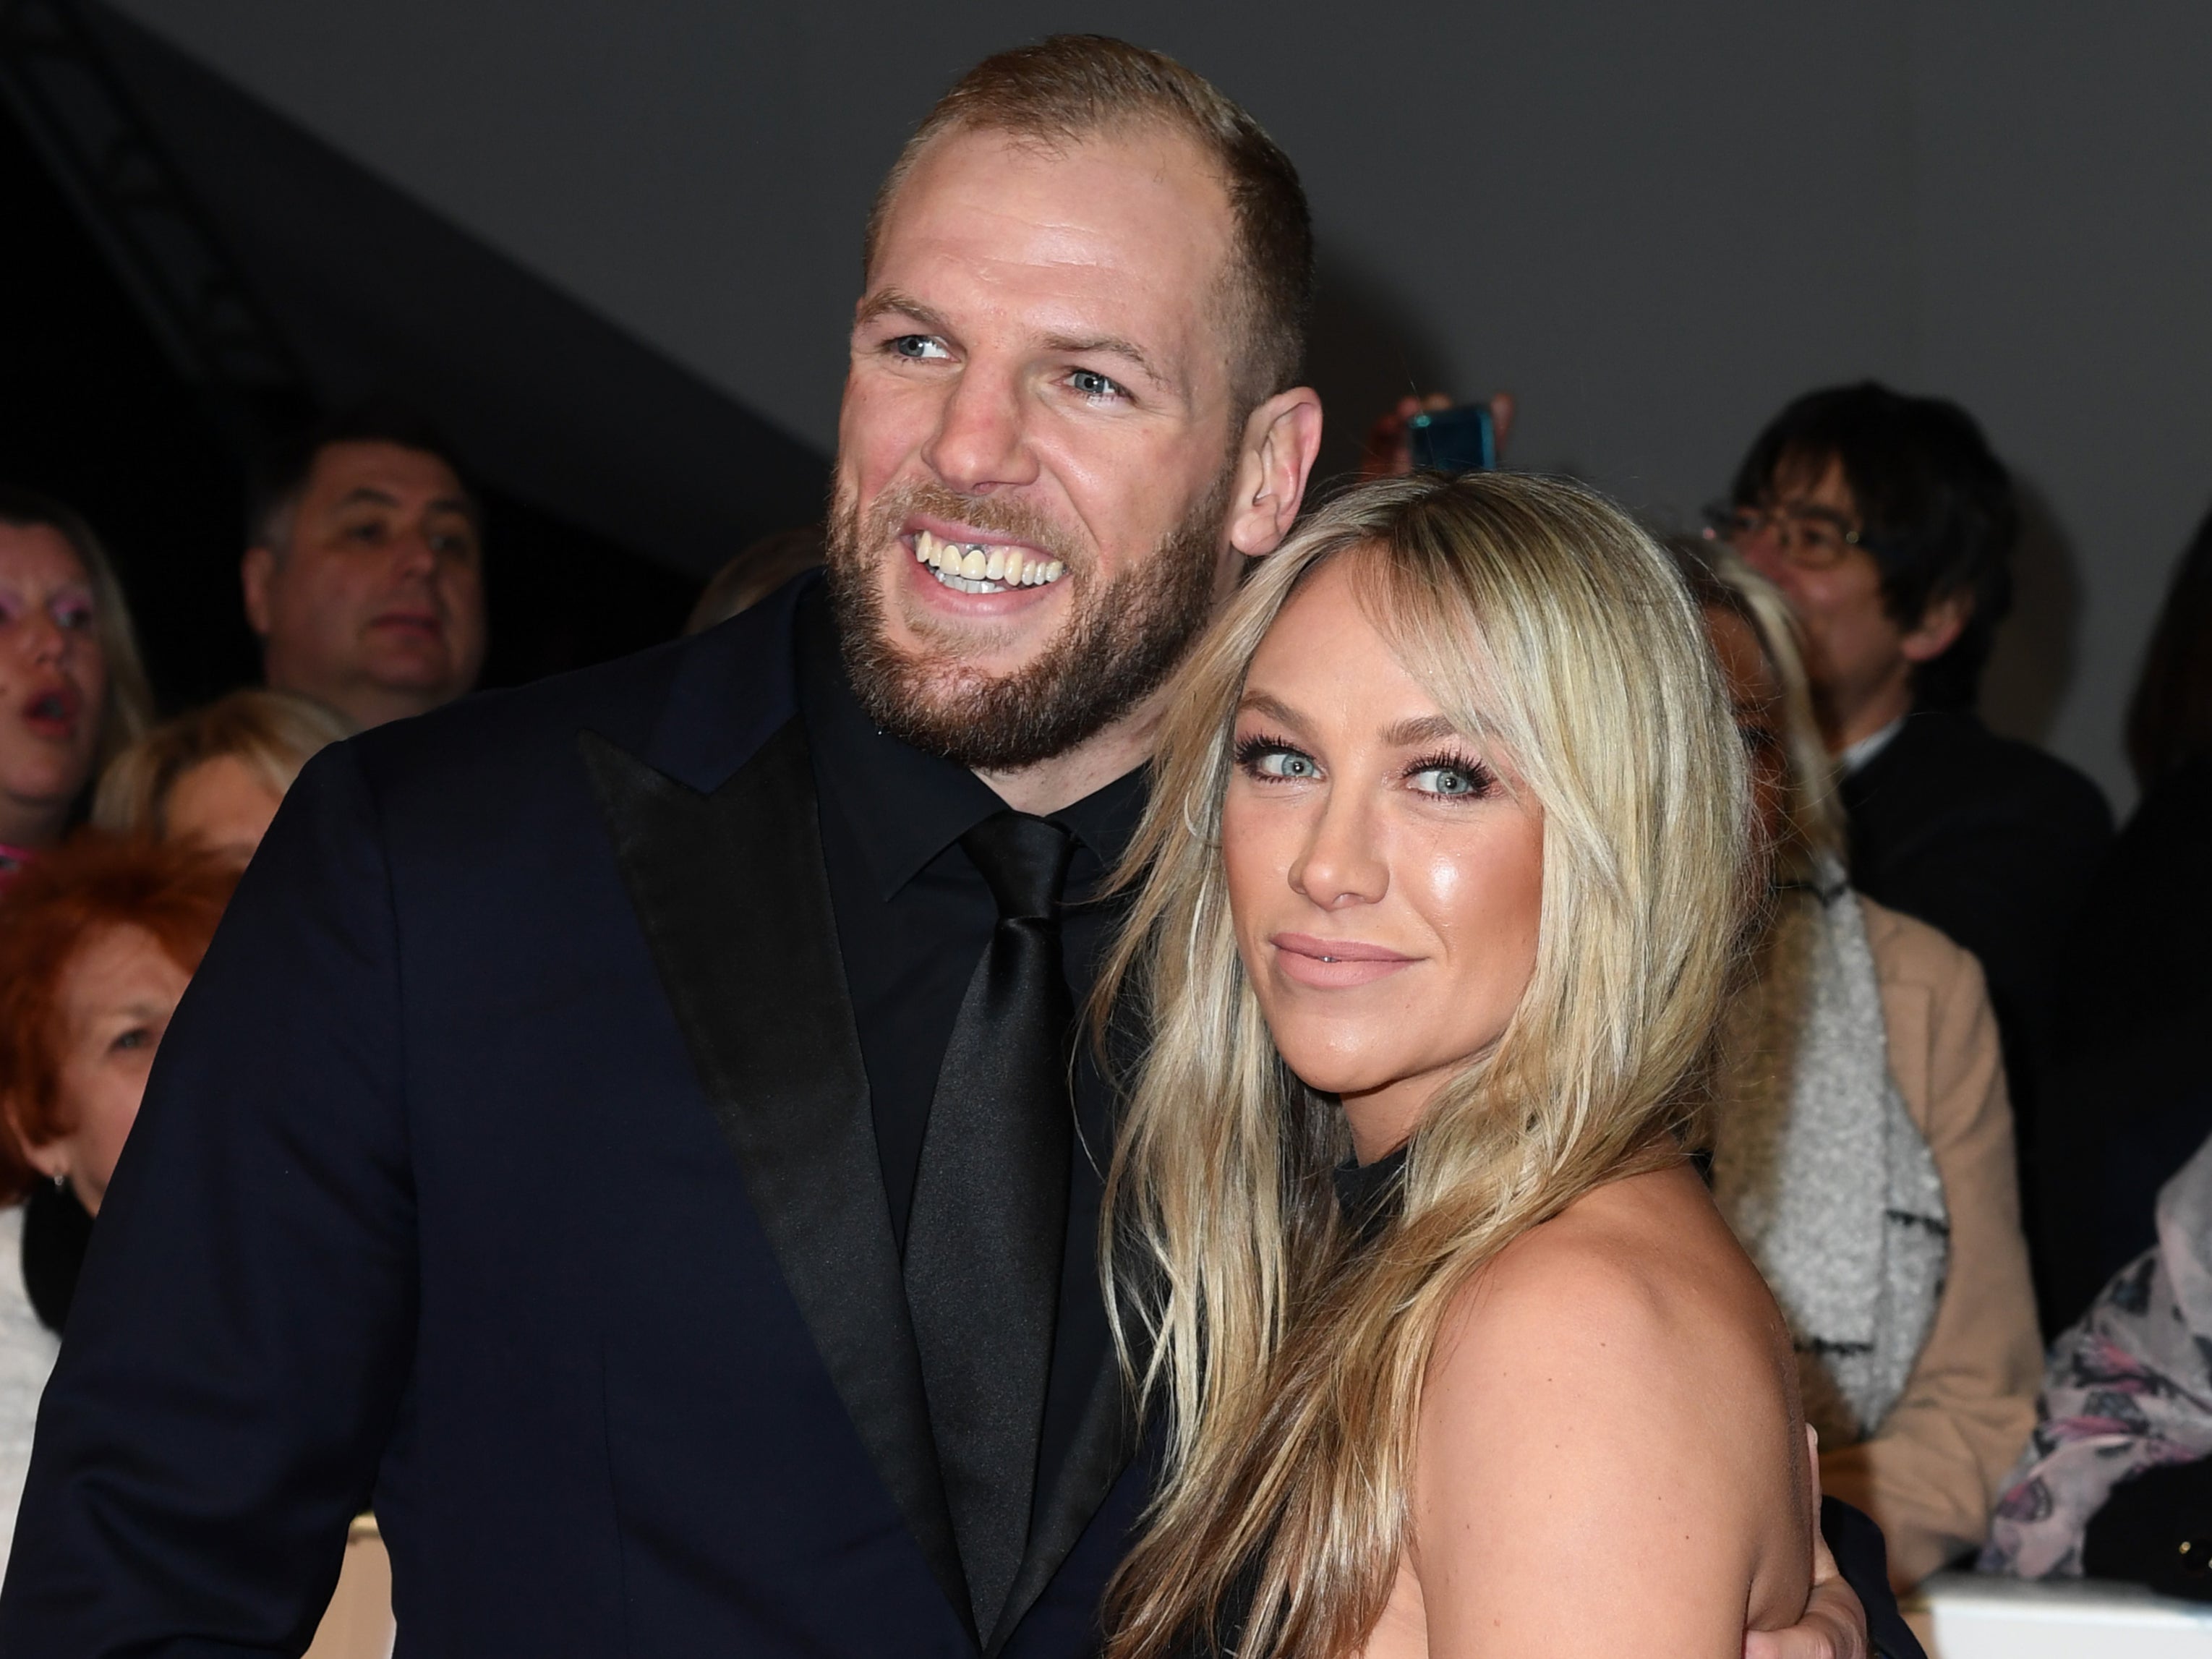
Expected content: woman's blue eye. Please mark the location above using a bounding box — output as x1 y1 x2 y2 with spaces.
1407 756 1493 799
112 1028 150 1053
1235 739 1320 781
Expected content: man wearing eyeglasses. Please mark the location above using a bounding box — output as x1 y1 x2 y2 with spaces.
1717 380 2111 1323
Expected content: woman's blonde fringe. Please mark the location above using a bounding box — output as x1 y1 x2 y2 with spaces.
1093 472 1754 1658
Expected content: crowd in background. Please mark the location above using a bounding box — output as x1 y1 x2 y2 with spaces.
2 365 2210 1599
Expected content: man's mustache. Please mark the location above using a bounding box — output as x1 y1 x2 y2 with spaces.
864 481 1084 572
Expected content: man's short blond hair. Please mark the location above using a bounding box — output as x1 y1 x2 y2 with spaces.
863 35 1312 409
93 688 356 840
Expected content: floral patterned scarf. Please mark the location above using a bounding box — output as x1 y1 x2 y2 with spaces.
1981 1130 2212 1576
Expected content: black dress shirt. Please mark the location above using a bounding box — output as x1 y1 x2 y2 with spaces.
794 586 1145 1533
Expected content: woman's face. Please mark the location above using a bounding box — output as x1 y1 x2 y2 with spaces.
0 523 108 846
1704 606 1790 862
1221 557 1546 1161
164 755 284 863
19 923 189 1215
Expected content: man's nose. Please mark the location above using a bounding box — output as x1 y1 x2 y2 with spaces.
392 525 441 580
921 362 1038 495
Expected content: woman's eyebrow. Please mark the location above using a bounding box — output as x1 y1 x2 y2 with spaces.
1235 690 1306 730
1380 714 1461 747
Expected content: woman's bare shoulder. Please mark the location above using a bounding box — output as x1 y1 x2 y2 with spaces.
1449 1161 1792 1376
1409 1162 1812 1649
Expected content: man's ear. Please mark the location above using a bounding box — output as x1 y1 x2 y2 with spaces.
1226 387 1325 559
240 545 277 640
1900 589 1973 664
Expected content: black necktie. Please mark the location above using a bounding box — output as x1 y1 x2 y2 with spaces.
905 811 1077 1640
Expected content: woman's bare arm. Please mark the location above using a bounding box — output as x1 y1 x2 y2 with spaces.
1404 1166 1812 1658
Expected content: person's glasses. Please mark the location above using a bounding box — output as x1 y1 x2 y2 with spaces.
1704 501 1872 571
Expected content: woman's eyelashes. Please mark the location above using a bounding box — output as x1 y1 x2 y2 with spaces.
1233 733 1320 782
1231 733 1496 801
1404 750 1497 801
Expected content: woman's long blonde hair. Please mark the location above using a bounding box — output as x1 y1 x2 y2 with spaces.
1098 472 1754 1659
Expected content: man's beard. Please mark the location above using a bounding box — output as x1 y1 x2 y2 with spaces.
824 468 1233 772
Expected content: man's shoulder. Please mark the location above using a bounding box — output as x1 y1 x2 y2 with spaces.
1856 711 2111 839
347 587 805 814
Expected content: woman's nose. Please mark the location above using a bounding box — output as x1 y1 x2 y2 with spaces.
1288 789 1389 910
17 608 67 667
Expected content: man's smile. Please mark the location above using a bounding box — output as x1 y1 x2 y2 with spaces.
908 527 1067 595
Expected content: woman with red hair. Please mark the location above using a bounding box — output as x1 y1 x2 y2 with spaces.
0 834 236 1571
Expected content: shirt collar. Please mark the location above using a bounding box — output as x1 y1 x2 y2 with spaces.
1837 715 1906 777
795 584 1148 899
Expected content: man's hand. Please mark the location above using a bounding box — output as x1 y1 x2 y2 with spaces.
1745 1527 1869 1659
1746 1428 1869 1659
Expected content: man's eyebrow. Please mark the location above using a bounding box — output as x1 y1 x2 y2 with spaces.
1038 330 1177 395
853 289 953 337
335 487 401 511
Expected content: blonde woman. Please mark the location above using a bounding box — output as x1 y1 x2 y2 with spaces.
94 688 354 862
1100 472 1818 1658
0 489 153 882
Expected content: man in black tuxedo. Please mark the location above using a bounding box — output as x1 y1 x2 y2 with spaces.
1720 383 2111 1288
1 38 1881 1658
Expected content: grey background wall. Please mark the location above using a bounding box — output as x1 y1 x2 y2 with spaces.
105 0 2212 808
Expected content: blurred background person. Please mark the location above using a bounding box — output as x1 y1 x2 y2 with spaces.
1715 383 2110 1276
2033 498 2212 1326
242 401 487 732
0 835 238 1571
1680 539 2041 1590
1983 1125 2212 1595
0 492 153 886
94 689 356 864
681 524 824 635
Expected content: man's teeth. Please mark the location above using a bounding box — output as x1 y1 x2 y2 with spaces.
911 529 1065 592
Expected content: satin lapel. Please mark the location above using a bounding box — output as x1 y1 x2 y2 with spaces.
580 719 972 1635
988 1331 1136 1652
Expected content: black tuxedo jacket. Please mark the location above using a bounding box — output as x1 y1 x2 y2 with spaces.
0 584 1143 1655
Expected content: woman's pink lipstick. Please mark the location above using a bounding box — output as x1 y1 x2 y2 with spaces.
1270 932 1417 989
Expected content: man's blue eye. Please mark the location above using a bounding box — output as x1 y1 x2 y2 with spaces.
1071 370 1122 399
892 336 948 360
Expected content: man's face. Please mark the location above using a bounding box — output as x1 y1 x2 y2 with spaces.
244 440 487 728
1731 456 1916 741
829 125 1254 772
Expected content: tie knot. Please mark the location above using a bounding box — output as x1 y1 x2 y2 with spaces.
960 811 1075 922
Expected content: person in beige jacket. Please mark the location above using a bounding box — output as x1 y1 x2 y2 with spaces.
1679 540 2042 1590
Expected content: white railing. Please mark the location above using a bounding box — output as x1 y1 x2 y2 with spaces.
1905 1571 2212 1658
